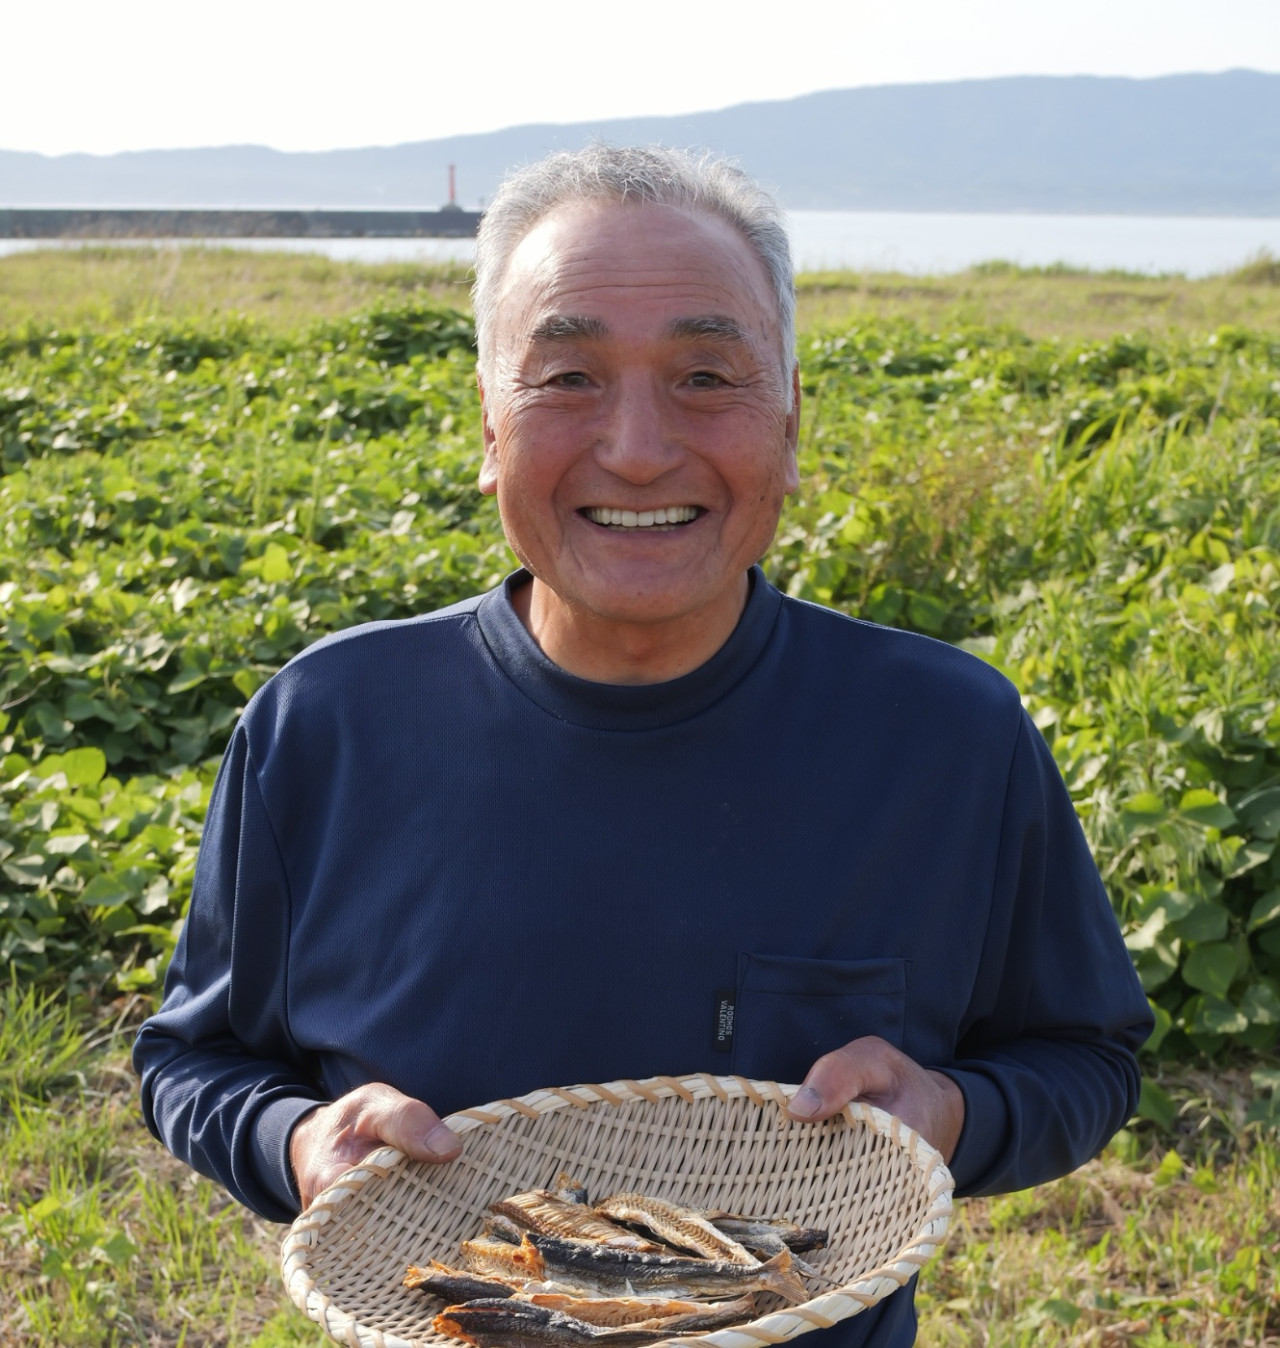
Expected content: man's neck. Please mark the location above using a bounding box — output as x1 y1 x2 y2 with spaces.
511 574 750 685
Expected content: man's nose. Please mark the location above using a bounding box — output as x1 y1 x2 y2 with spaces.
593 379 683 483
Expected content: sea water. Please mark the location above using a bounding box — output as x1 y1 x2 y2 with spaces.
2 211 1278 276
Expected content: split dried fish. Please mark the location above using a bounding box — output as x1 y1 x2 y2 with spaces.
435 1296 757 1348
524 1293 757 1329
700 1211 829 1254
493 1190 665 1252
403 1262 517 1302
463 1232 809 1304
594 1193 758 1266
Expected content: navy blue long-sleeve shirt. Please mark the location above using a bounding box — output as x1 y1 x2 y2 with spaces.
134 567 1151 1348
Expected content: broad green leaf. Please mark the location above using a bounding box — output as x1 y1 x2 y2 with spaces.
30 704 72 740
1152 1149 1184 1185
1224 839 1274 879
1136 1079 1177 1130
63 692 110 722
1130 943 1178 993
1150 890 1196 923
1178 788 1235 829
863 584 903 625
166 667 210 694
43 833 90 856
1167 901 1228 944
1121 792 1166 828
95 1232 139 1267
906 591 949 635
2 856 48 887
261 541 293 583
1190 993 1249 1036
61 793 104 823
1143 1000 1173 1053
63 745 107 787
1181 942 1238 998
1124 910 1169 952
1037 1300 1082 1328
232 668 265 699
78 873 136 909
1241 981 1280 1026
1248 890 1280 933
1239 787 1280 841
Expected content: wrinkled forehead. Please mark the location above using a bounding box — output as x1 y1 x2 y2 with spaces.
493 199 783 349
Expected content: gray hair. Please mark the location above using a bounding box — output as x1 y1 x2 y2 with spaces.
472 143 796 387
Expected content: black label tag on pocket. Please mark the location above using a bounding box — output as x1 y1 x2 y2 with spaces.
712 990 736 1052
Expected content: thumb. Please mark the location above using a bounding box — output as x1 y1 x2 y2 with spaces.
369 1089 462 1163
787 1037 896 1121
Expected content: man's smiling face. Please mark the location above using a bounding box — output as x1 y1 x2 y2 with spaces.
478 198 800 676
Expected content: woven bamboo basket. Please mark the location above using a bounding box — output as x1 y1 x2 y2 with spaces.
281 1073 954 1348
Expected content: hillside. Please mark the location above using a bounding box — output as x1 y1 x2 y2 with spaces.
2 69 1278 214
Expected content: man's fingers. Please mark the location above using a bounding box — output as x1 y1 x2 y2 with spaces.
786 1039 965 1161
361 1087 461 1163
787 1037 897 1120
291 1084 462 1210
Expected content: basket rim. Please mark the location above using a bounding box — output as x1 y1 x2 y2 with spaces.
281 1072 955 1348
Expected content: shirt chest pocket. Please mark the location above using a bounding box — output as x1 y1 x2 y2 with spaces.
730 952 908 1084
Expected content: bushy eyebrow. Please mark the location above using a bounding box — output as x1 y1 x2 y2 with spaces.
665 315 750 344
529 314 608 343
527 313 750 346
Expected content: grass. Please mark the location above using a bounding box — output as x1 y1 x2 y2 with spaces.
1 984 1276 1347
0 986 315 1348
0 245 474 330
794 254 1280 341
3 244 1280 339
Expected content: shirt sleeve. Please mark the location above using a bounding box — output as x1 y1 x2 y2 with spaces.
939 709 1153 1197
132 718 325 1223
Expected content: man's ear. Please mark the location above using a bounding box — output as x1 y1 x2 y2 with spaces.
477 372 499 496
783 363 802 495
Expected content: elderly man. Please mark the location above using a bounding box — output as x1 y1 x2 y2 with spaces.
134 144 1151 1347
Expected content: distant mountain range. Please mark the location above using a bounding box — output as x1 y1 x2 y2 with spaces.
3 70 1278 216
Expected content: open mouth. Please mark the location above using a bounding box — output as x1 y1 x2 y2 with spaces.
580 506 702 530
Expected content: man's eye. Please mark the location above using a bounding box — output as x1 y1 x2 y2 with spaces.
688 371 728 387
549 371 591 387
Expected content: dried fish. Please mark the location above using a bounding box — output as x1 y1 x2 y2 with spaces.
700 1212 829 1254
707 1230 830 1282
402 1261 516 1302
525 1293 758 1331
482 1212 527 1244
435 1300 678 1348
493 1191 664 1251
460 1234 548 1282
492 1232 810 1304
595 1193 758 1266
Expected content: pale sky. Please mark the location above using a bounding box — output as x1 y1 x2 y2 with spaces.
3 0 1278 157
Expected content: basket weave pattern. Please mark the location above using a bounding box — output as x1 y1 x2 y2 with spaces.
281 1074 954 1348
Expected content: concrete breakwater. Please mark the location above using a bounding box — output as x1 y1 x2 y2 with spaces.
0 207 482 239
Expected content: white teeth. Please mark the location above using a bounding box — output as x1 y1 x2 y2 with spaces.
584 506 698 528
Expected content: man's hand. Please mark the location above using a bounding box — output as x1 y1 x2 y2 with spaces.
289 1082 462 1210
786 1036 965 1163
